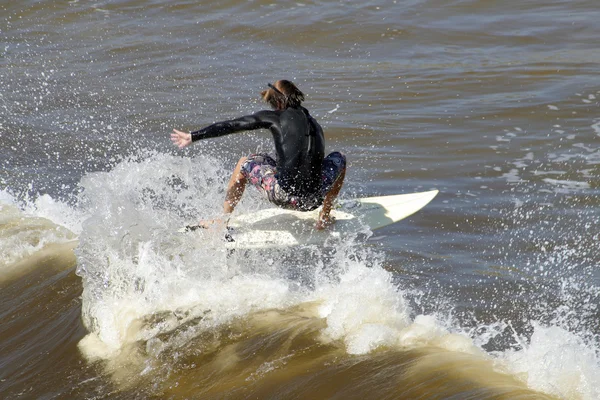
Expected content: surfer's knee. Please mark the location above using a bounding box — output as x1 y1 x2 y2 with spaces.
333 153 346 182
326 151 346 169
233 157 250 179
236 156 248 168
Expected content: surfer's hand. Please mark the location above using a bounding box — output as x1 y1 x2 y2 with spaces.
171 129 192 149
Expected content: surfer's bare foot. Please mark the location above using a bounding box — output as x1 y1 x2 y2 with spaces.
316 214 335 230
198 218 228 230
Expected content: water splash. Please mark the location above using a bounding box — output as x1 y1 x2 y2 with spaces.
0 188 79 269
7 151 596 399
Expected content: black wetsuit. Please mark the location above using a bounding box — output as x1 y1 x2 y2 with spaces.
190 106 325 199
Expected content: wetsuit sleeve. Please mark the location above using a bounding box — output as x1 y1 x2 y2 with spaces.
190 111 277 142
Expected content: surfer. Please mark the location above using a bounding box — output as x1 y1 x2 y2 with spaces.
171 80 346 230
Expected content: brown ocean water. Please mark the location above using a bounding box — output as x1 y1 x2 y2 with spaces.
1 0 599 399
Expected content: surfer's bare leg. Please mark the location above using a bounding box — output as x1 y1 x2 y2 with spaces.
196 157 247 229
317 166 346 230
224 156 248 214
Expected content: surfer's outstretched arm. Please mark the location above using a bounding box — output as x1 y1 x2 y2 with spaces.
171 111 278 149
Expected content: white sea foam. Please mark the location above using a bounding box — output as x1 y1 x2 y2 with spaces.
75 152 307 358
0 189 78 268
501 322 600 400
315 261 412 354
25 194 87 235
314 263 482 356
0 189 16 205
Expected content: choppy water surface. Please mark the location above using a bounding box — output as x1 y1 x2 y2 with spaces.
1 0 599 399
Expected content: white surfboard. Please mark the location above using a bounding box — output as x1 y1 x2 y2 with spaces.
183 190 438 249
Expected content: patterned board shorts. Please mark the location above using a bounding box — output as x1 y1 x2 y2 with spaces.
240 151 346 211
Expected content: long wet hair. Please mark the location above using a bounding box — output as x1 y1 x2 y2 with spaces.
261 80 305 109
